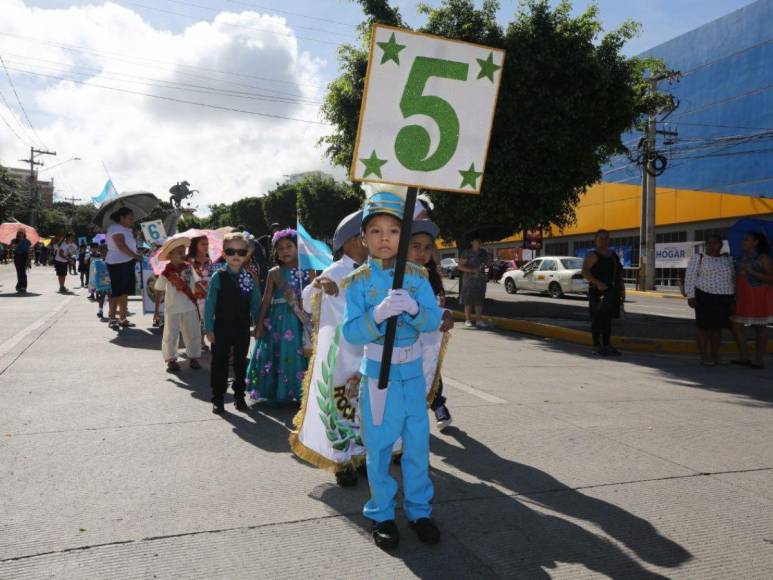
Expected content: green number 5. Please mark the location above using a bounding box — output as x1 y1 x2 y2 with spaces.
395 56 469 172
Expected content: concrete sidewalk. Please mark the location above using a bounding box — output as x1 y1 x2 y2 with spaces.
1 265 773 578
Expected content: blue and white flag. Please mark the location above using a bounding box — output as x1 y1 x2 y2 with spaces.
91 179 118 205
297 222 333 271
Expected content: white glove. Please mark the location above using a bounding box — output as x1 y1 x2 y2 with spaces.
373 294 403 324
390 289 419 316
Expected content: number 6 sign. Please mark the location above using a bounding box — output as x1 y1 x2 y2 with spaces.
351 25 505 194
140 219 167 245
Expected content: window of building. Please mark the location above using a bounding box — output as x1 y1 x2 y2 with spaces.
656 231 687 243
695 228 726 242
544 242 569 256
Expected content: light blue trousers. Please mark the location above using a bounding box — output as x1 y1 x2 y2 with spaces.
360 376 433 523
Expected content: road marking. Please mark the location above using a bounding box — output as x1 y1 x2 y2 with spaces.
443 376 508 404
0 295 74 360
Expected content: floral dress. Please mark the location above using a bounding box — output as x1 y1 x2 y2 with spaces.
246 266 311 405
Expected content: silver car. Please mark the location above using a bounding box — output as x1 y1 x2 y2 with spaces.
500 256 589 298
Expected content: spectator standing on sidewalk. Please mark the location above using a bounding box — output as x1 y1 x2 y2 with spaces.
730 232 773 369
12 229 31 293
105 208 141 329
684 234 735 365
53 233 73 292
582 229 625 356
457 238 491 328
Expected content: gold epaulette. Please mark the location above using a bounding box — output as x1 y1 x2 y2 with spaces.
340 263 371 289
405 262 428 279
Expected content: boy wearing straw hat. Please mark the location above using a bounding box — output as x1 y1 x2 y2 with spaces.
154 237 202 372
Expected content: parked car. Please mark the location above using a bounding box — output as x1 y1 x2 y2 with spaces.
440 257 459 279
500 256 589 298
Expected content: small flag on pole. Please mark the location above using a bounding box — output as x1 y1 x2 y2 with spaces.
91 179 118 205
297 222 333 271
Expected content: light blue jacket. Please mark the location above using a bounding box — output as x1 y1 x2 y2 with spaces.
342 257 441 380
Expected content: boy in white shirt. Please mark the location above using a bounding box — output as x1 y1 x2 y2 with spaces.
153 238 202 372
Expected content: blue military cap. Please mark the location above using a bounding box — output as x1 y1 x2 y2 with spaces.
362 191 405 230
411 219 440 239
333 210 363 250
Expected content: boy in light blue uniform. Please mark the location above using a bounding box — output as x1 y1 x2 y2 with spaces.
341 189 443 549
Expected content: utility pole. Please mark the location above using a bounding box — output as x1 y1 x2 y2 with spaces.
63 195 82 231
20 147 56 228
638 71 680 291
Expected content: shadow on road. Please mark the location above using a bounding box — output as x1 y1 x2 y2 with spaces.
311 427 690 578
481 326 773 405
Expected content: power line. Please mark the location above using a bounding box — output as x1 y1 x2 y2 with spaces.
2 58 322 108
0 88 30 145
0 54 47 149
4 68 328 125
0 31 328 91
669 84 773 120
223 0 358 28
157 0 357 37
115 0 351 46
681 37 773 77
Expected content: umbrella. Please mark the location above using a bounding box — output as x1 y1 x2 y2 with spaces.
727 218 773 261
0 222 40 245
462 224 513 244
94 190 160 231
92 233 106 244
149 228 225 275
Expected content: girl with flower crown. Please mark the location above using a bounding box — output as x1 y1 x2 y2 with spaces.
246 228 315 405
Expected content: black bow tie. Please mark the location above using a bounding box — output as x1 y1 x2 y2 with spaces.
353 262 360 269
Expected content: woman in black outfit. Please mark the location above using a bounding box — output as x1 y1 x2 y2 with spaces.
582 229 625 356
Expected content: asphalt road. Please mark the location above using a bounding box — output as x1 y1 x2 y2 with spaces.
444 278 692 320
2 264 773 579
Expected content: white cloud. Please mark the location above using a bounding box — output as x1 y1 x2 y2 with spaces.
0 0 343 214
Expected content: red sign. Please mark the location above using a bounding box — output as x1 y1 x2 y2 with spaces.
523 229 542 250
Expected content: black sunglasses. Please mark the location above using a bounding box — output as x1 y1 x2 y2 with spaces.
224 248 248 257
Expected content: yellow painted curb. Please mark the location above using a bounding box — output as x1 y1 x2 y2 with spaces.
626 290 687 300
450 311 772 355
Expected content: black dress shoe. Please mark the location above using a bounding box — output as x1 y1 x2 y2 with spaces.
335 467 358 488
409 518 440 544
234 397 248 412
372 520 399 550
212 401 225 414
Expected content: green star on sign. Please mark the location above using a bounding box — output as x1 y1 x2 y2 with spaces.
377 33 406 65
476 52 501 82
459 163 483 189
360 150 388 178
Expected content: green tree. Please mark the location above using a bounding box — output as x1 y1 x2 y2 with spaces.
229 197 268 237
320 0 657 244
207 203 233 229
263 182 298 229
0 166 21 222
296 174 364 239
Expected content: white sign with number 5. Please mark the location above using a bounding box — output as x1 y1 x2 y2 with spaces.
140 220 167 245
351 25 505 194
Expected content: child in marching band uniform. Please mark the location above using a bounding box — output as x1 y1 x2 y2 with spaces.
342 188 443 550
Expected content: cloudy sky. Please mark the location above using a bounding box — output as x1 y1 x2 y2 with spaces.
0 0 756 212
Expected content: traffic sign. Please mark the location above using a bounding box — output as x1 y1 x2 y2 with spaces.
351 25 505 194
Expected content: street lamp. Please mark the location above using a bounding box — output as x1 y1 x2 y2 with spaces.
38 157 82 173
